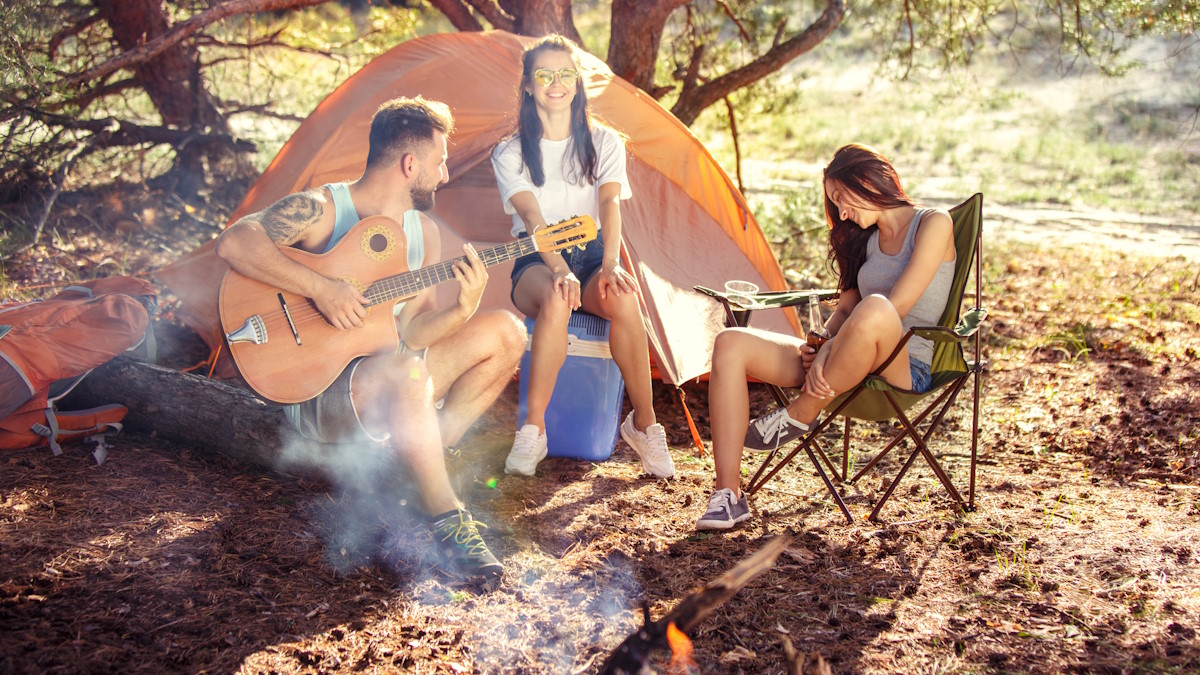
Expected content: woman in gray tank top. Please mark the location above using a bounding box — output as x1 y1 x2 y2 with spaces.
695 144 957 531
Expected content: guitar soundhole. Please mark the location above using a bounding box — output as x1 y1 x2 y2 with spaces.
369 233 389 253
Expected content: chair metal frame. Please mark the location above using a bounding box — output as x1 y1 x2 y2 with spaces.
695 286 852 523
701 193 987 523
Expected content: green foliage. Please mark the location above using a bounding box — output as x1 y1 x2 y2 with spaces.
0 0 61 101
0 2 424 201
849 0 1200 78
207 5 421 169
749 182 838 288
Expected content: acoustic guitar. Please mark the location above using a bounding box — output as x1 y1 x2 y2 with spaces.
219 214 596 403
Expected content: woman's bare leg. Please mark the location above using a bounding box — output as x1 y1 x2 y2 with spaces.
511 267 572 432
708 328 807 493
786 294 910 425
581 278 655 430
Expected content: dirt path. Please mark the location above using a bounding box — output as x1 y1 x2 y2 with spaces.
985 203 1200 262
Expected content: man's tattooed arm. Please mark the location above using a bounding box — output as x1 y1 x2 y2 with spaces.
259 191 326 245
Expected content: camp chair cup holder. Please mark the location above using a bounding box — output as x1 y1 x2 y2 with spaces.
709 193 988 523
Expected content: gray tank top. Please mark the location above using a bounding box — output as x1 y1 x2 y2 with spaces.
856 208 955 366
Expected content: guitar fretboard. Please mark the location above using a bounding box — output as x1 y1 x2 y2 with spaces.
362 238 537 306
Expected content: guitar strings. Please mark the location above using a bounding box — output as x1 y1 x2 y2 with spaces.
245 229 589 328
365 239 533 304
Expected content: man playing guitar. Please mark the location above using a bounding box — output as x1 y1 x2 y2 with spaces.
215 97 525 581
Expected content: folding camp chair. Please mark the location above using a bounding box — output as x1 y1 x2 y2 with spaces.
699 193 987 523
694 285 854 523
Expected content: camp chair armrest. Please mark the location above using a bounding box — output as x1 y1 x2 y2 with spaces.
694 285 839 311
906 308 988 344
954 307 988 337
908 326 965 344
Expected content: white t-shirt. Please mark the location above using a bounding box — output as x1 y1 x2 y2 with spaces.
491 124 632 237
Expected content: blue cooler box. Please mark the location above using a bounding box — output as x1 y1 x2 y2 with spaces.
518 312 625 461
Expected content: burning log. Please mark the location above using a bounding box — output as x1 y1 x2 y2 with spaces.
600 535 791 674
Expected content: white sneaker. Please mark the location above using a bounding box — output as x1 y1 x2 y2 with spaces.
620 411 675 478
504 424 548 476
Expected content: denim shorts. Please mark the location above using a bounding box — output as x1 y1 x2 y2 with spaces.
511 229 608 302
909 358 932 394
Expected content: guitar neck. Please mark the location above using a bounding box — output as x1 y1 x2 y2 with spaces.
362 237 538 306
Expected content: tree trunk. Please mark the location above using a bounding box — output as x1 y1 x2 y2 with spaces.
606 0 686 95
92 0 227 133
508 0 581 44
92 0 230 192
65 355 330 474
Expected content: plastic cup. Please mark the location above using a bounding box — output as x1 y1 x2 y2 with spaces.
724 280 759 308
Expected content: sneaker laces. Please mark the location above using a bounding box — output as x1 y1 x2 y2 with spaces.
435 511 491 558
510 426 544 457
752 408 803 448
707 488 737 515
640 424 670 461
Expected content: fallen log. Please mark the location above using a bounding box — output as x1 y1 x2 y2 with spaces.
66 353 300 470
600 535 791 674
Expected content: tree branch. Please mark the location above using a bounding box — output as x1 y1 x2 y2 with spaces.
13 134 97 254
902 0 915 79
600 536 790 673
715 0 753 44
17 109 256 153
222 101 306 123
723 96 743 194
425 0 485 31
70 77 139 113
48 11 101 59
670 0 846 125
464 0 516 32
680 42 705 97
66 0 332 87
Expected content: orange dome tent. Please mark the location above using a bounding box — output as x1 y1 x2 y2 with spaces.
158 30 799 385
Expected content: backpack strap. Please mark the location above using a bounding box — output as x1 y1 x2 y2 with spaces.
32 410 63 456
62 285 96 297
30 412 121 464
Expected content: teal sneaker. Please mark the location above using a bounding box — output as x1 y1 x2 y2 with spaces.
431 509 503 580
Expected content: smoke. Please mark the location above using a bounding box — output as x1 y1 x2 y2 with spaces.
274 427 421 574
271 416 501 581
464 549 645 672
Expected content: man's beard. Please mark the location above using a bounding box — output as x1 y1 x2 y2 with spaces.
411 181 436 211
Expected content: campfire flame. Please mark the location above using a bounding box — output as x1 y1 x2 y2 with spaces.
666 621 697 673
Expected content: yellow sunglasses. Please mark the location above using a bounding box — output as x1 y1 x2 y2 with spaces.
532 68 579 87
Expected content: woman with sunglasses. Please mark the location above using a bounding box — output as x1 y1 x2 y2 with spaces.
490 35 673 479
695 144 956 530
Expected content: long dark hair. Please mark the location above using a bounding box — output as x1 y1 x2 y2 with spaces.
518 34 597 187
823 144 915 291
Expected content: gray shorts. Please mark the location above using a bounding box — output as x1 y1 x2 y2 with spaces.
287 345 429 444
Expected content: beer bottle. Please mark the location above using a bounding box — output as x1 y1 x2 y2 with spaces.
806 294 831 349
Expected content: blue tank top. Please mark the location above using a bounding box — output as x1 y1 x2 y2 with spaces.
322 182 425 271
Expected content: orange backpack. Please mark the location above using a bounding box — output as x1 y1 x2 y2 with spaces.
0 276 156 462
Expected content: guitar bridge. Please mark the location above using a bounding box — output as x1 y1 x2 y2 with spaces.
226 315 267 345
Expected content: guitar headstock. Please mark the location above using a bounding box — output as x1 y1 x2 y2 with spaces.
533 215 598 254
